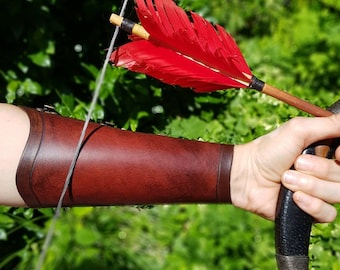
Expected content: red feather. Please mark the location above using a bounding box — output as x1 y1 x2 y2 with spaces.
110 0 252 92
109 0 331 117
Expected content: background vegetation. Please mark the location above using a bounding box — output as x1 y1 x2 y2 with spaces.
1 0 340 269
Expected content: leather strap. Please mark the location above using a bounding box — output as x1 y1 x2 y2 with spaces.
15 108 44 207
16 107 234 207
217 144 233 203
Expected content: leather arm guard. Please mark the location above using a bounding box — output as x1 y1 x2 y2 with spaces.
16 107 234 207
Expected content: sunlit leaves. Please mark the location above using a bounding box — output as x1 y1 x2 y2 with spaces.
6 78 44 103
28 51 52 68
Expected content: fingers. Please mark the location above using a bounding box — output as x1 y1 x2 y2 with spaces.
293 191 337 223
282 167 339 222
281 148 340 223
283 169 340 204
294 154 340 182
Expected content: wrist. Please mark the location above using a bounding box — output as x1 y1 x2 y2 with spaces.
230 144 250 209
230 142 262 213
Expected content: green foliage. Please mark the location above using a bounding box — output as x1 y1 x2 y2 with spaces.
1 0 340 269
15 206 275 270
310 218 340 269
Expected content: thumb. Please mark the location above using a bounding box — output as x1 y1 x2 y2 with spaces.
283 114 340 149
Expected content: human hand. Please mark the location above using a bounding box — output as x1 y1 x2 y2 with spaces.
230 114 340 222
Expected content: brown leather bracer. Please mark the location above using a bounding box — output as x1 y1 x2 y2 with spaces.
16 107 234 207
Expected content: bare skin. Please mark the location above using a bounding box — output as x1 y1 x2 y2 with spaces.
231 115 340 222
0 104 29 206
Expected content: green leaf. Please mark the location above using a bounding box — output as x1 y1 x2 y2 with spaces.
21 78 42 95
0 214 14 227
28 51 51 67
74 226 100 246
0 229 7 240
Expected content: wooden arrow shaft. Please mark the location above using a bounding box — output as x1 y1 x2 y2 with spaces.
263 84 332 117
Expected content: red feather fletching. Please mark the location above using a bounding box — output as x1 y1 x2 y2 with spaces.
110 0 252 92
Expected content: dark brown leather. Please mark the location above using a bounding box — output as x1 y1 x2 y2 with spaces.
16 107 234 207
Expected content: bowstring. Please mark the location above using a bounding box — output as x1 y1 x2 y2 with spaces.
35 1 130 269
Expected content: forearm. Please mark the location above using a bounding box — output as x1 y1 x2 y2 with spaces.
11 106 234 207
0 104 30 206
